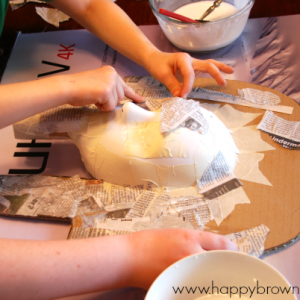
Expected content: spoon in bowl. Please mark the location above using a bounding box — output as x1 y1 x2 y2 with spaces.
159 0 225 23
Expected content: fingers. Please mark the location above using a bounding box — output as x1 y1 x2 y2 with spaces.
120 76 144 103
163 54 234 97
161 72 182 97
98 74 143 111
207 59 234 74
177 57 195 98
197 231 239 251
193 59 234 87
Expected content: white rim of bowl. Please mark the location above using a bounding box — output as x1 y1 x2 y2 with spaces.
145 250 296 300
149 0 255 25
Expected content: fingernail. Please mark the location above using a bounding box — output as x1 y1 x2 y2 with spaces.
173 90 180 97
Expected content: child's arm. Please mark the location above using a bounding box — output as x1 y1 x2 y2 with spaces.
0 66 143 129
0 228 238 300
50 0 234 98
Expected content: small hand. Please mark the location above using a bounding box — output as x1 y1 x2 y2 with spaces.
126 228 238 289
147 52 234 98
66 66 144 111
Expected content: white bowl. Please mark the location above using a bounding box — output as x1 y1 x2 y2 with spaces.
145 251 297 300
149 0 254 52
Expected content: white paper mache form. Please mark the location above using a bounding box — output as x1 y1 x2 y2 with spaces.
68 101 239 189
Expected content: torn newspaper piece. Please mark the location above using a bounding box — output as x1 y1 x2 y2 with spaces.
123 76 172 103
139 98 170 111
95 217 146 232
94 215 194 232
14 105 90 138
35 7 70 28
226 224 270 257
188 87 293 114
197 151 243 199
125 191 157 218
36 193 79 219
168 196 213 228
160 98 209 135
257 110 300 149
238 88 281 106
70 227 131 239
232 236 253 254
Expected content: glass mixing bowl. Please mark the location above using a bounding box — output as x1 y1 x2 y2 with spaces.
148 0 254 52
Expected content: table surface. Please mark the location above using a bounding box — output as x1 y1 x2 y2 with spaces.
2 0 300 35
1 0 300 299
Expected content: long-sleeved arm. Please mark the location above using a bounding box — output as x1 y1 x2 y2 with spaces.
50 0 234 97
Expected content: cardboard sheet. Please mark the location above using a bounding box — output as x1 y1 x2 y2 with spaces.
193 78 300 250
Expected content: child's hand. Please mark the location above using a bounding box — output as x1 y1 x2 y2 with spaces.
66 66 144 111
125 228 238 289
146 52 234 98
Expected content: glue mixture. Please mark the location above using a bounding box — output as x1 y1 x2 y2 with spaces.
174 1 238 21
154 0 252 51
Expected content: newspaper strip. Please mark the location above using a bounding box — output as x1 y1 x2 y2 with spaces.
168 196 213 228
124 75 292 113
226 224 270 257
69 227 132 239
36 194 78 219
145 192 171 217
57 175 85 191
0 176 62 197
95 217 147 232
39 105 87 134
257 111 300 149
77 211 107 229
83 183 108 207
0 184 23 196
197 151 243 199
77 196 103 215
111 184 144 205
188 87 293 115
125 191 157 219
141 98 170 111
160 98 209 135
106 209 130 219
102 184 145 211
94 215 193 232
238 88 281 106
131 215 194 231
123 76 172 103
16 195 45 217
230 236 253 254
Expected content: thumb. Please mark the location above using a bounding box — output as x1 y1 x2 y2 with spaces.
121 77 144 103
162 73 182 97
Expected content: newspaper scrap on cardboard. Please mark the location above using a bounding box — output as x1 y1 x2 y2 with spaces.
124 76 293 114
0 174 270 257
257 111 300 149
